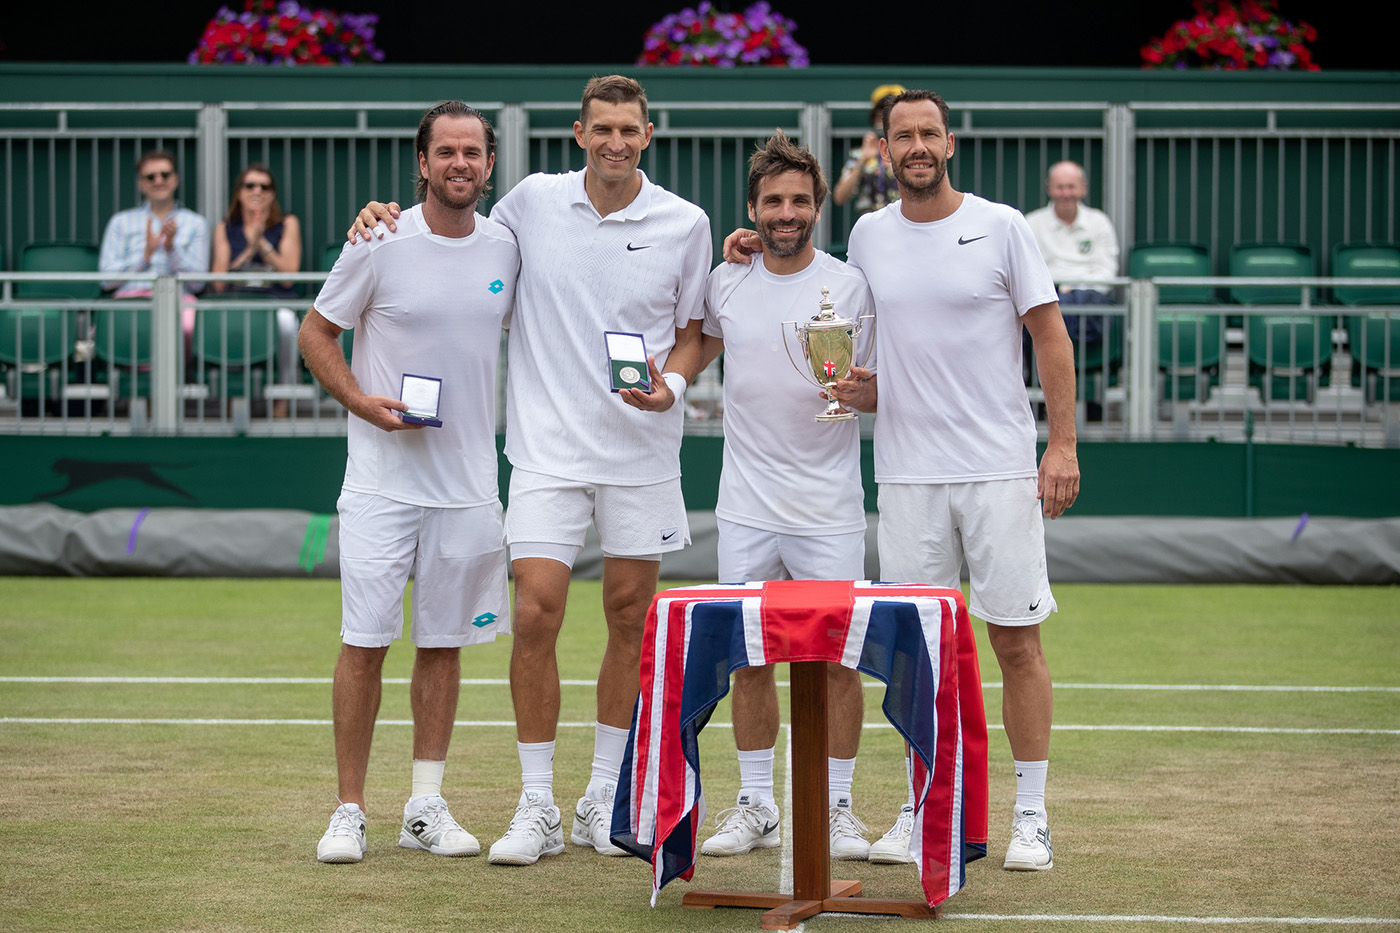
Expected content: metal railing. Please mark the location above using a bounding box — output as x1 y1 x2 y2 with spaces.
5 99 1396 272
6 271 1397 445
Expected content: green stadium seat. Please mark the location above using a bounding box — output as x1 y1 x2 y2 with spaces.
1330 244 1400 401
1331 243 1400 307
195 306 275 402
16 241 101 300
1130 243 1213 304
3 242 99 403
1229 243 1314 306
1229 244 1329 401
1345 314 1400 402
0 308 74 401
1158 314 1223 402
92 306 152 400
1132 244 1220 401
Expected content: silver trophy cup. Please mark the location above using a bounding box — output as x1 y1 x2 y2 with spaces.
782 287 873 422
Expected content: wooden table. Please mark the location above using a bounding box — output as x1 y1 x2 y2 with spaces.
611 581 986 930
682 658 942 929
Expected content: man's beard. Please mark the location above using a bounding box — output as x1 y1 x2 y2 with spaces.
428 175 484 212
894 154 947 202
757 217 813 258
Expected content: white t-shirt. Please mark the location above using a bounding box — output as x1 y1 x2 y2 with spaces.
315 205 520 508
702 251 873 536
847 194 1057 484
1024 202 1120 289
491 170 711 485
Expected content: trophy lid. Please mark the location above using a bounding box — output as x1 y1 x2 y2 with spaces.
808 285 854 329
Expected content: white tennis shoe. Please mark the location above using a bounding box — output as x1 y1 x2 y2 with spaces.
1003 809 1053 871
488 791 565 866
317 802 367 864
828 797 871 860
399 794 479 856
868 804 916 864
570 783 626 856
700 794 781 857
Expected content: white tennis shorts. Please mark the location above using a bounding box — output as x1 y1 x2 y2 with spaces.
877 478 1055 626
717 518 866 583
505 468 690 566
337 490 511 648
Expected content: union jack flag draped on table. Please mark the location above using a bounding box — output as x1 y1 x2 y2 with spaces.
610 580 988 908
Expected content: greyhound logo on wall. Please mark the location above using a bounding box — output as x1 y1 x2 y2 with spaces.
38 458 196 502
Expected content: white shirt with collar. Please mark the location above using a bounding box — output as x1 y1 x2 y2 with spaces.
490 169 712 485
1024 201 1119 293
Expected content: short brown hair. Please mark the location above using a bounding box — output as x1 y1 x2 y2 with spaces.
136 149 177 176
580 74 649 127
881 89 951 140
747 129 828 210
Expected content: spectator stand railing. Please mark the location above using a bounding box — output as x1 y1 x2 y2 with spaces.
1127 276 1400 447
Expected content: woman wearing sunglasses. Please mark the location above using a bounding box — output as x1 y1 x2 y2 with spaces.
211 164 304 414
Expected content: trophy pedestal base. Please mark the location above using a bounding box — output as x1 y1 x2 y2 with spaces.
814 412 857 422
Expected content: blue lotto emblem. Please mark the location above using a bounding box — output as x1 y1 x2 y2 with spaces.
472 612 497 628
489 279 505 294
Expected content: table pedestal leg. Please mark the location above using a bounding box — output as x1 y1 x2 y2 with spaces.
682 661 942 928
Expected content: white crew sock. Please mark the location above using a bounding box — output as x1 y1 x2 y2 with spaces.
518 740 555 804
828 755 856 807
586 721 630 798
1013 759 1049 819
737 746 776 809
904 750 916 808
410 758 445 801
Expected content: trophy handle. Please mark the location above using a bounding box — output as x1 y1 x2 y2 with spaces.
780 320 825 391
852 314 876 370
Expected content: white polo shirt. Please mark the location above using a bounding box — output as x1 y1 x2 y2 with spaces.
702 251 873 536
1024 202 1119 291
491 169 711 485
315 205 520 508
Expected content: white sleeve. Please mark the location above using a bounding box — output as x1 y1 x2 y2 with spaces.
673 212 714 327
1005 211 1060 315
701 264 725 339
313 239 377 330
489 180 528 235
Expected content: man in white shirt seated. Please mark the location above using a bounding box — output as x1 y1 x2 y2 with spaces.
1024 161 1120 352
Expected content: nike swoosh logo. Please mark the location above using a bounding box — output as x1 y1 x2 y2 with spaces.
1029 600 1041 611
627 243 651 251
958 235 988 245
661 530 677 541
762 821 779 835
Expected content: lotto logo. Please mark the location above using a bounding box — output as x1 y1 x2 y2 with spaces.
489 279 505 294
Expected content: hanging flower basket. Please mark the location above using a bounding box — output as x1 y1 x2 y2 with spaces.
637 2 809 67
1141 0 1318 70
190 0 385 65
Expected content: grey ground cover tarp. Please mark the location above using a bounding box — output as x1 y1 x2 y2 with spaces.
1 504 1396 584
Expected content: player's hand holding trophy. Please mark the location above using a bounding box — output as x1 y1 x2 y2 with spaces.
782 286 873 422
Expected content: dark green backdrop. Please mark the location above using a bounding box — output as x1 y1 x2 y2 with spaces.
4 435 1397 519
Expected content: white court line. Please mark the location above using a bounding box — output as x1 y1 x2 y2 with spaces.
1 718 1394 735
2 676 1398 692
946 914 1398 925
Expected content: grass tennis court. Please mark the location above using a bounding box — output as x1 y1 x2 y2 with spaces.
1 578 1397 932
